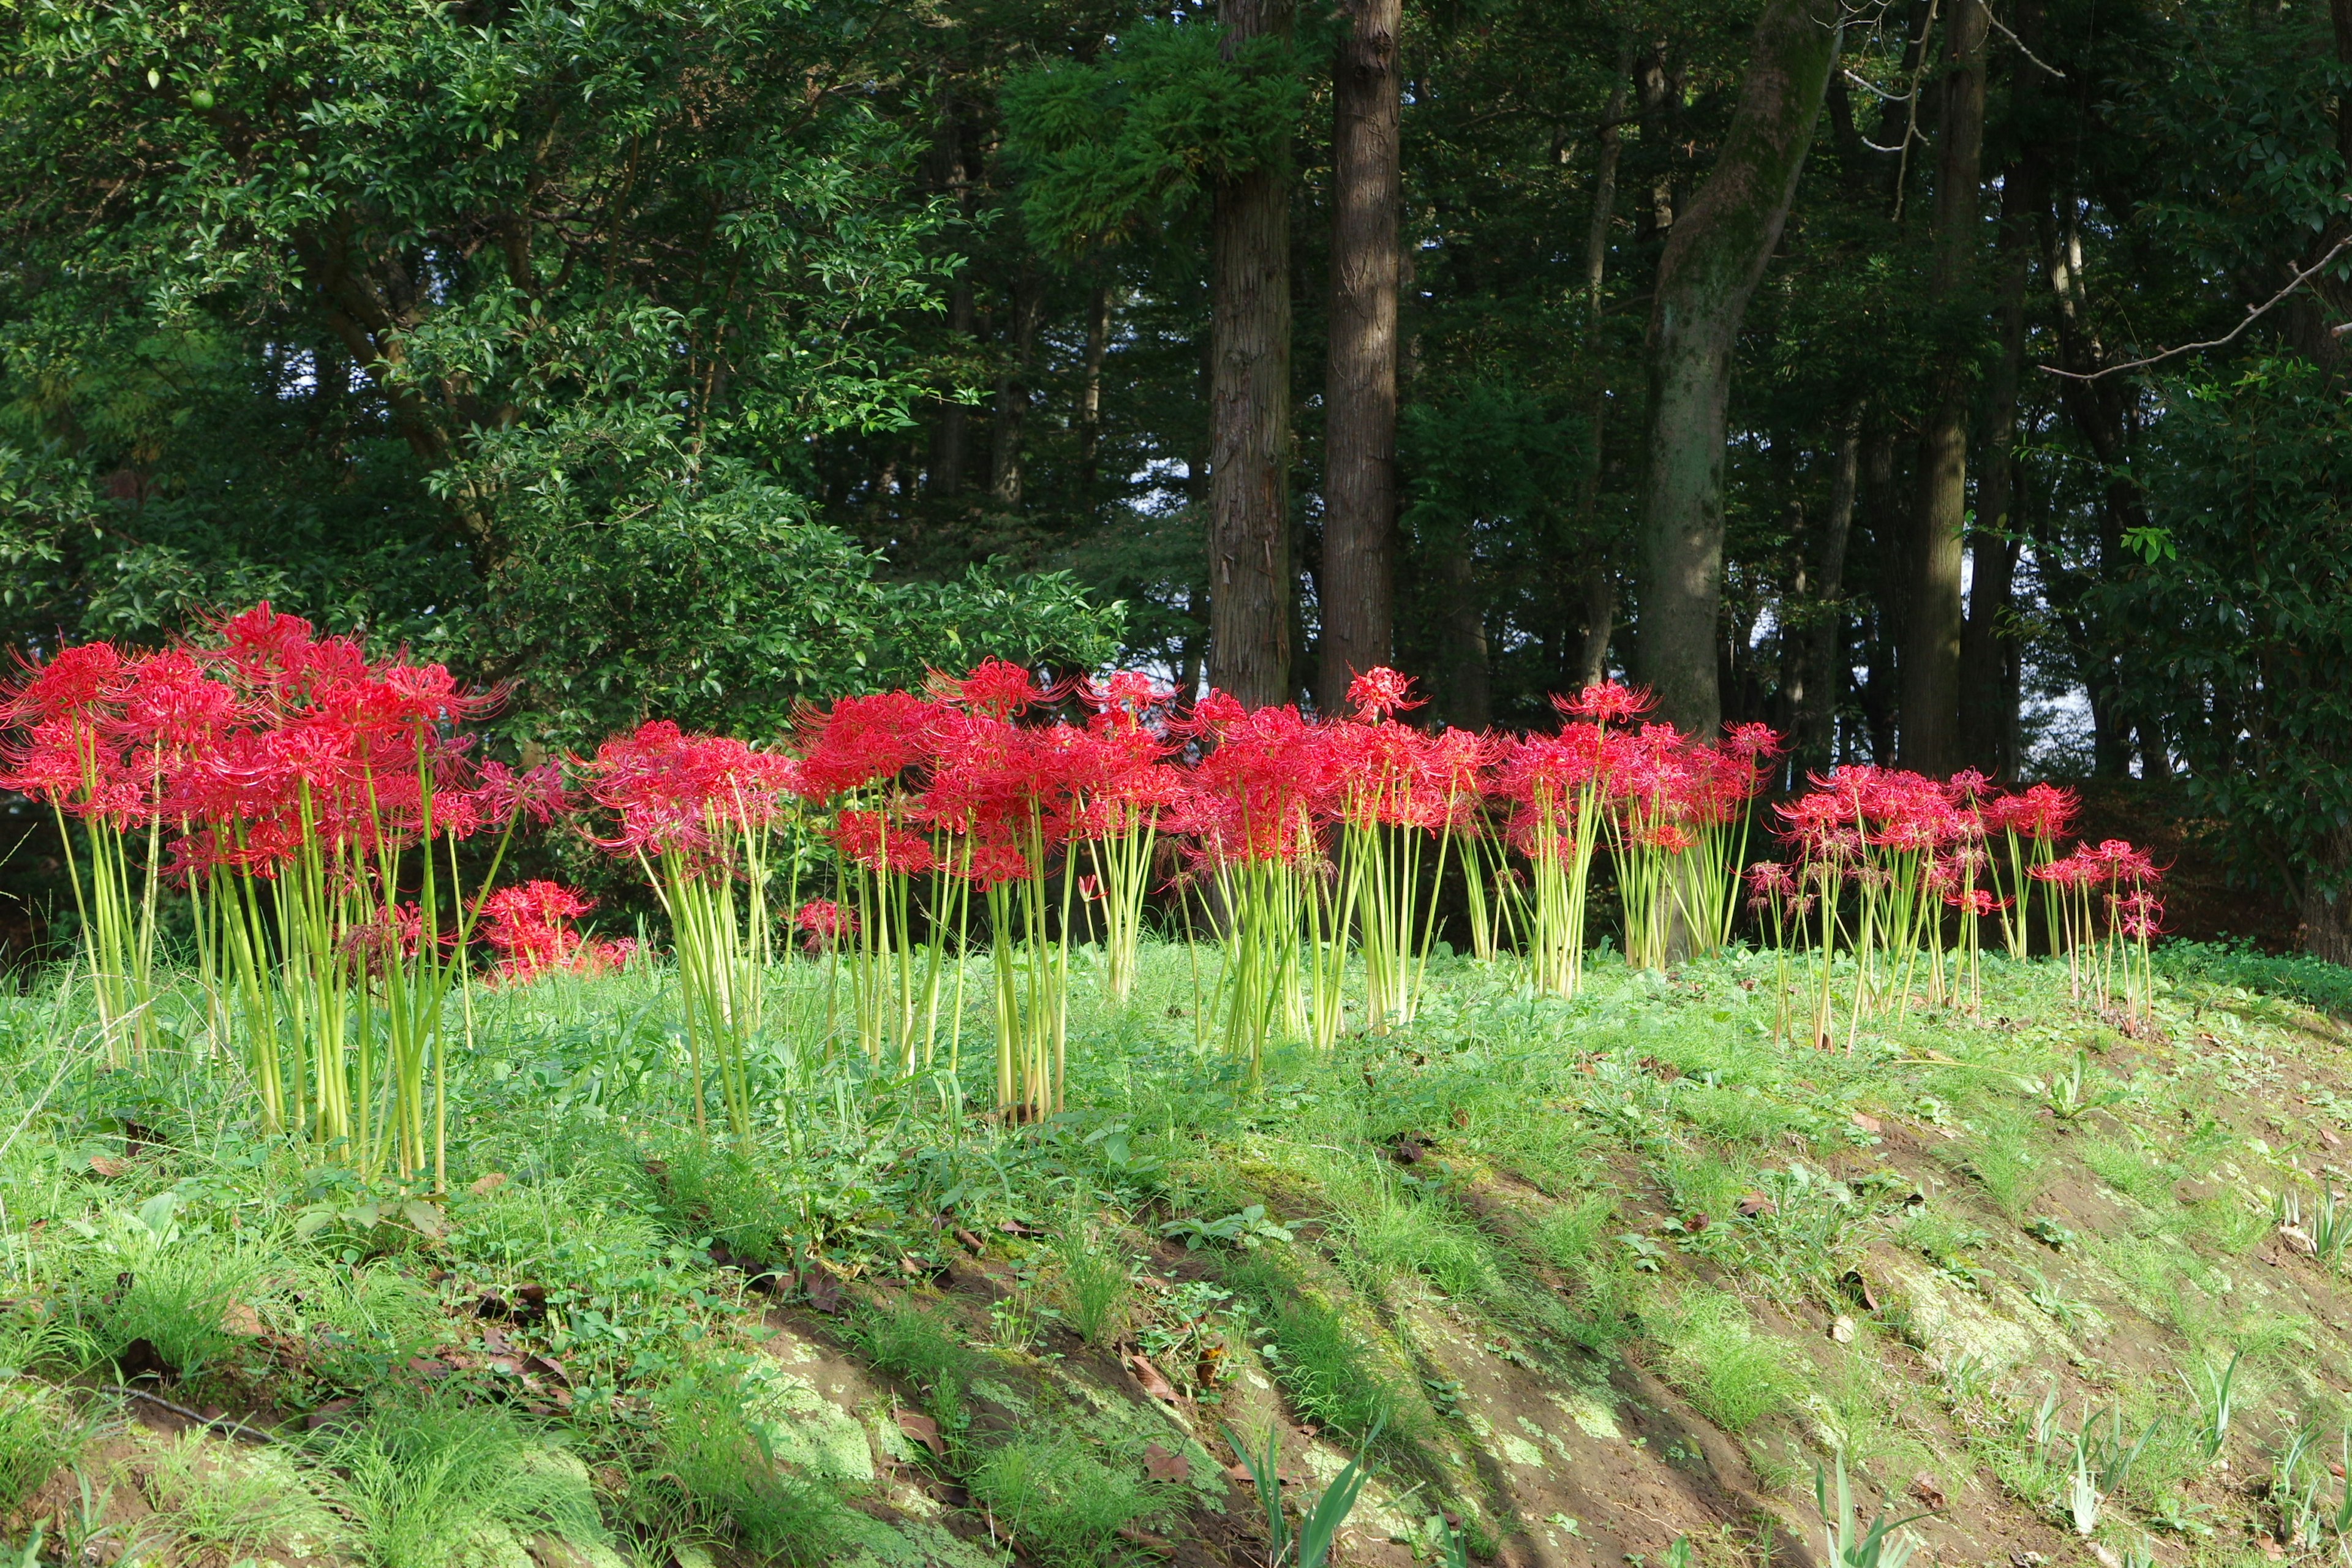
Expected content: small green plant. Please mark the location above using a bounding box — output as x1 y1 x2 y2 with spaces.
1815 1457 1931 1568
1225 1415 1384 1568
2067 1434 2103 1536
2186 1350 2242 1461
965 1436 1167 1566
1161 1204 1294 1250
140 1430 347 1561
2042 1050 2128 1121
2019 1264 2092 1330
1051 1209 1136 1346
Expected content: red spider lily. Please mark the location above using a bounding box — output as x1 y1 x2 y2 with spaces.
796 897 857 954
478 880 633 983
1550 679 1656 725
2030 850 2100 889
583 720 798 861
1077 671 1174 733
1166 703 1338 865
2087 839 2162 885
2114 889 2165 941
1947 888 2007 918
1987 782 2079 842
793 691 948 799
833 808 940 876
930 656 1055 721
1344 666 1424 722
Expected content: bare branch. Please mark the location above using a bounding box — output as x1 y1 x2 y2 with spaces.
2038 235 2352 382
1985 7 2065 77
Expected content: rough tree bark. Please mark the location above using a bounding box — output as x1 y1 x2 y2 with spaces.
1207 0 1297 706
1316 0 1402 711
1898 0 1990 774
1570 45 1635 693
1634 0 1841 734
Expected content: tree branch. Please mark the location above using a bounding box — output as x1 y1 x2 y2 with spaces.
2038 234 2352 382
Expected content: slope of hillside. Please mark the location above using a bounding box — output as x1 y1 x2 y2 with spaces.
3 945 2349 1567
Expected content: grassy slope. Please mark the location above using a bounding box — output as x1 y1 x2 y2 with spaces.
2 941 2350 1568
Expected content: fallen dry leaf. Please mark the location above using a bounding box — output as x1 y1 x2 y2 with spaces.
1909 1474 1947 1510
897 1409 944 1455
1126 1352 1180 1403
1850 1112 1884 1135
1736 1193 1777 1218
221 1301 265 1336
469 1171 510 1197
88 1155 129 1178
1144 1442 1191 1483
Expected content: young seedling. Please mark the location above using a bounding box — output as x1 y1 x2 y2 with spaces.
2068 1434 2103 1536
1815 1456 1933 1568
2185 1350 2242 1461
1224 1415 1385 1568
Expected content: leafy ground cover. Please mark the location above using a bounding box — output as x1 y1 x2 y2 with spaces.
4 941 2352 1568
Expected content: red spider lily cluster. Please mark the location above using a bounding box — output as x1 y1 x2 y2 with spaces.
1761 765 2160 1035
2 607 2177 1144
478 881 635 984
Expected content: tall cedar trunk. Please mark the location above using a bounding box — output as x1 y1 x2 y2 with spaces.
1571 47 1635 692
1794 405 1863 771
1079 285 1110 507
1634 0 1841 733
1317 0 1403 710
1208 0 1297 706
1898 0 1989 772
989 268 1044 508
1958 168 2030 774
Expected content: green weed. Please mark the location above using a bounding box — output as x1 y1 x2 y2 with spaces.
138 1430 347 1560
313 1392 609 1568
1050 1207 1136 1348
1654 1290 1804 1434
965 1436 1167 1566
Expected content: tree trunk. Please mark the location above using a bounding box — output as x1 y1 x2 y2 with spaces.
989 267 1043 508
1898 0 1989 774
1958 168 2030 774
1317 0 1403 711
1207 0 1297 707
1634 0 1841 733
1795 405 1863 771
1576 568 1615 688
1079 284 1111 507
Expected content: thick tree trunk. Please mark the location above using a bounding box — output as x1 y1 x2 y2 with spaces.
1958 170 2030 774
1634 0 1841 733
1576 568 1615 688
1898 0 1989 774
1317 0 1402 710
1569 50 1634 697
1208 0 1297 706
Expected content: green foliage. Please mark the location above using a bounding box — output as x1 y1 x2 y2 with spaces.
1653 1289 1804 1434
2157 940 2352 1017
1001 20 1304 255
0 0 1119 748
2110 360 2352 919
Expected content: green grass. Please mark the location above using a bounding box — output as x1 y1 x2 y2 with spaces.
0 937 2348 1563
1650 1288 1806 1434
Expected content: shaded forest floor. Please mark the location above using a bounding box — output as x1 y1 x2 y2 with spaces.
6 941 2352 1567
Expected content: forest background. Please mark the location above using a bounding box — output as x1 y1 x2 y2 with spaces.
2 0 2349 958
